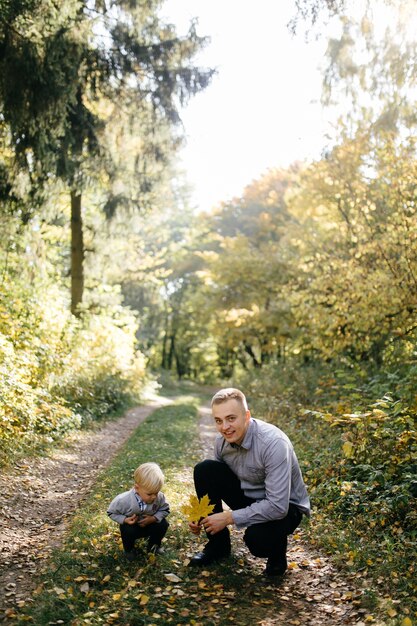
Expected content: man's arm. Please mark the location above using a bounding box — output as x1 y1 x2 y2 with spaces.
200 509 233 534
231 439 292 528
201 439 292 534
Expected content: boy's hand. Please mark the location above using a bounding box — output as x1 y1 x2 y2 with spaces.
188 521 202 535
138 515 156 527
124 514 138 525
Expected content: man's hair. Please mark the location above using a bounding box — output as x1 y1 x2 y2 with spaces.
134 462 164 491
211 388 248 411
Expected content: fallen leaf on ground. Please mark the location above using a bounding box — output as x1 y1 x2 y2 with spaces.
165 573 182 583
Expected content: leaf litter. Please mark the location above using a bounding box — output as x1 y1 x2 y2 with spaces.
0 400 396 625
0 401 167 622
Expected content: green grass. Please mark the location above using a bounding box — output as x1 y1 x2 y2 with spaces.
13 397 276 626
153 375 216 405
14 400 203 625
11 387 416 626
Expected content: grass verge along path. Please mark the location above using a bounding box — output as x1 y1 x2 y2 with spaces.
9 396 395 625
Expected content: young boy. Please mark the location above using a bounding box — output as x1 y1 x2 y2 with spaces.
107 462 170 561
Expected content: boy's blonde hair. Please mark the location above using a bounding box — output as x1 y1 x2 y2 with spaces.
134 462 164 492
211 388 248 411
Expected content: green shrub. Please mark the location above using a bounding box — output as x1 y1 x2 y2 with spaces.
312 394 417 531
241 359 417 619
50 308 148 422
0 280 148 465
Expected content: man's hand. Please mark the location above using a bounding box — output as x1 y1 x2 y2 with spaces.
124 514 138 525
138 515 156 527
201 511 233 535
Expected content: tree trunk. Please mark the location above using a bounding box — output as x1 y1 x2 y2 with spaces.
161 310 169 368
243 342 261 368
175 350 185 379
71 190 84 316
167 332 176 370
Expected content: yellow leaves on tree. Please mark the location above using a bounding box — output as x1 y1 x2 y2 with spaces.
181 494 215 523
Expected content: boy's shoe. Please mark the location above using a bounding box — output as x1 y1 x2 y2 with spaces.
148 544 164 555
124 549 137 562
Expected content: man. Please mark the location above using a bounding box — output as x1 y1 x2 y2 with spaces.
188 387 310 576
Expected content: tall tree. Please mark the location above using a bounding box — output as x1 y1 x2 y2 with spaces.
286 0 417 364
0 0 214 314
289 0 345 33
193 167 300 373
287 130 417 364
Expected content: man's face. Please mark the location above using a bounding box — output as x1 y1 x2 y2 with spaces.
212 398 251 446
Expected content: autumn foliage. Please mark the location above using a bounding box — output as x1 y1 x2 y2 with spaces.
0 273 148 464
180 494 215 523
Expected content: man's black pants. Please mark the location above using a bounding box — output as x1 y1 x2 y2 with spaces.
194 459 302 561
119 518 169 552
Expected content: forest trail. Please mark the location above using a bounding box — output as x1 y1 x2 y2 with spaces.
0 398 171 622
0 396 380 625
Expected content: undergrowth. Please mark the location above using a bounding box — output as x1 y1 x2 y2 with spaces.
0 281 149 467
244 362 417 626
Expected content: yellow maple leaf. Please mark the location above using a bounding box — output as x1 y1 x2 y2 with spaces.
180 494 215 523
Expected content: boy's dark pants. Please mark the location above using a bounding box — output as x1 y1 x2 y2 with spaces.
120 518 168 552
194 460 302 561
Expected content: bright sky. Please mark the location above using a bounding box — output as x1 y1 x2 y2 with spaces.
161 0 330 213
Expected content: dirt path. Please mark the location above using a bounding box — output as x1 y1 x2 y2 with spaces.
0 398 381 625
0 398 170 621
198 406 378 626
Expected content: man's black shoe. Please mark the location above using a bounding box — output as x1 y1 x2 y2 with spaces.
188 551 229 567
264 557 287 577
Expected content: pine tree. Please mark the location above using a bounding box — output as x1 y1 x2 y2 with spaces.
0 0 214 313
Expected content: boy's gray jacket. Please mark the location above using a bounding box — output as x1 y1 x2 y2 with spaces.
107 489 170 525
